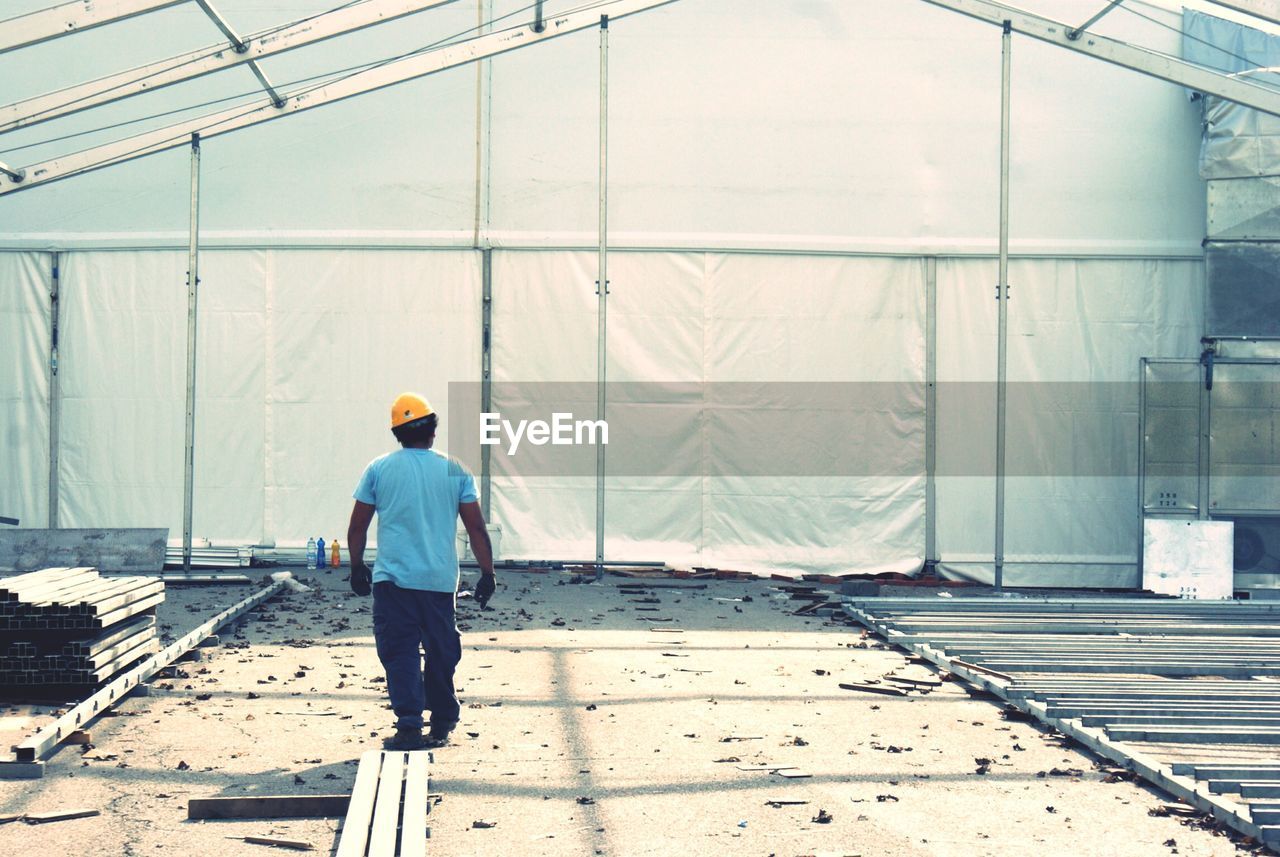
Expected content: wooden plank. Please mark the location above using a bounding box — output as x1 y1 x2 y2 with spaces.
10 570 99 604
368 752 406 856
335 751 382 857
188 794 350 820
400 752 430 857
0 567 74 596
91 590 165 628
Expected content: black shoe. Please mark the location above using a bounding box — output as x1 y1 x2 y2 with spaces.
425 720 457 747
382 728 429 751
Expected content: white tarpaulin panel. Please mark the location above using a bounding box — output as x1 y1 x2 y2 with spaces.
700 254 925 576
486 251 709 562
54 249 479 545
266 249 482 547
0 252 50 528
487 250 598 561
58 251 186 531
936 257 1205 586
489 250 925 573
192 250 268 543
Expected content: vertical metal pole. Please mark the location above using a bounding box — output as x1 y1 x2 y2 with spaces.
47 252 61 529
182 133 202 571
1198 368 1212 520
994 22 1012 591
472 0 487 248
594 14 609 580
924 256 937 570
480 248 493 519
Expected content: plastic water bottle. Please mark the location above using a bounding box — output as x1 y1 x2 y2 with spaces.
306 537 317 570
316 538 326 571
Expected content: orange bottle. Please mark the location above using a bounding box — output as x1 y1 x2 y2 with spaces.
331 539 341 568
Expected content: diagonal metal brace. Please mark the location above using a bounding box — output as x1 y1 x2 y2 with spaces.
1067 0 1124 41
194 0 286 107
0 160 25 182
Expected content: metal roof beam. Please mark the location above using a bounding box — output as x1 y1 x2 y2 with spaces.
0 0 456 135
918 0 1280 117
1203 0 1280 29
0 0 678 195
0 0 189 54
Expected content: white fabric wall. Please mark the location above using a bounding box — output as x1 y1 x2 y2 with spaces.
50 249 480 545
58 251 188 530
490 250 925 574
0 253 50 528
5 247 1206 578
936 257 1205 586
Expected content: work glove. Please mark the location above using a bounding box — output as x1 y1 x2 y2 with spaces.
350 561 372 597
475 573 497 608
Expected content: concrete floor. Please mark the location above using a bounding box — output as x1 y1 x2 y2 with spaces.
0 569 1257 856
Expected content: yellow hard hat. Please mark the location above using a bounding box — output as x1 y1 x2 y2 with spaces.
390 392 434 429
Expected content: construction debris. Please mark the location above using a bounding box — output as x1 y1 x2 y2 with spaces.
838 682 907 697
238 835 314 851
22 808 101 824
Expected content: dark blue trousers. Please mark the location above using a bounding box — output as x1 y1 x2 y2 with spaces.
372 581 462 732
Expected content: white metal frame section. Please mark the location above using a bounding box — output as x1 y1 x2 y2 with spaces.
1204 0 1280 28
0 0 188 54
1 0 456 134
918 0 1280 117
0 0 679 196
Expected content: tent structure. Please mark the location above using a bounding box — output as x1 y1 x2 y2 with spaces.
2 0 1279 585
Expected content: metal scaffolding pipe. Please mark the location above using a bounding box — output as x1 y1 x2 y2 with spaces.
480 248 493 519
994 21 1012 591
182 134 202 572
594 14 609 580
47 253 61 529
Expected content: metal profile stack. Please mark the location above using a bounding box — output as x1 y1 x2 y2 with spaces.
0 567 163 692
843 596 1280 850
162 545 251 568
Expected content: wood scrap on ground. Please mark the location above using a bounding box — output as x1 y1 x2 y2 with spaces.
839 682 907 696
188 794 350 820
239 834 314 851
23 808 101 824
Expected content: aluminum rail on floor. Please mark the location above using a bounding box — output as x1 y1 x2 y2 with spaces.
843 595 1280 849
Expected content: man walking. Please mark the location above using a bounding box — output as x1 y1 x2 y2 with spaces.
347 392 496 750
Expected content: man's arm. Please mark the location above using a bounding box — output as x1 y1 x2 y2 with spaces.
347 500 375 566
346 500 375 596
459 501 494 576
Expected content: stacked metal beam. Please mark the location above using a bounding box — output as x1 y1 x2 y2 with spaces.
0 567 162 690
843 596 1280 850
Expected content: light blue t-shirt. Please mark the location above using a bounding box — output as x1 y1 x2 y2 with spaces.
353 448 478 592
